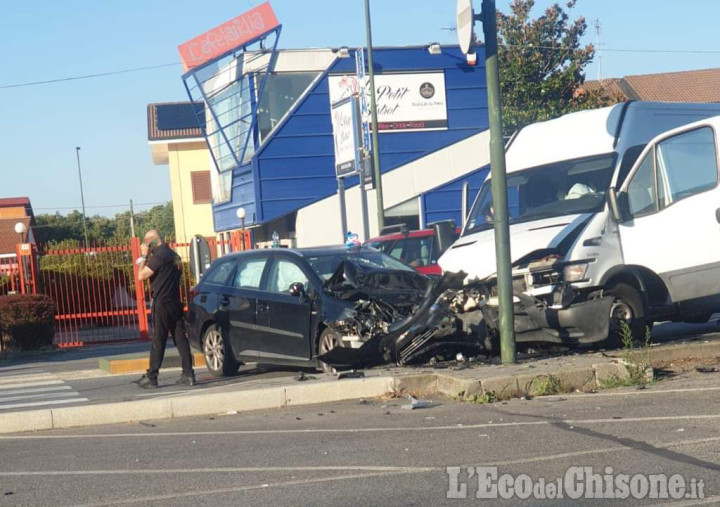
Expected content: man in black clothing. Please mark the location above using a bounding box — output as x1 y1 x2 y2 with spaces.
134 230 195 389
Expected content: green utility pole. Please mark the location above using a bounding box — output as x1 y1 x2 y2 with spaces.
363 0 385 230
480 0 516 363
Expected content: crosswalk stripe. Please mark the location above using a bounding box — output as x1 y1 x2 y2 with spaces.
0 368 88 411
0 391 81 404
0 398 90 410
0 385 73 396
0 375 58 388
0 380 64 390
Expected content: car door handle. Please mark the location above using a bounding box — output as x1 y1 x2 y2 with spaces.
219 295 230 307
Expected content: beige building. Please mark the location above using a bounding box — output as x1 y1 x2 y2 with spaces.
147 102 215 244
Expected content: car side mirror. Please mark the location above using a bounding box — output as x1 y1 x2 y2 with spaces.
289 282 306 298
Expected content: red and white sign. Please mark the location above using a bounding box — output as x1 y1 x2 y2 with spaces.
329 73 448 132
177 2 280 72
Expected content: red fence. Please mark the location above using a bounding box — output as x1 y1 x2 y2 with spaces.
11 231 251 348
0 254 20 295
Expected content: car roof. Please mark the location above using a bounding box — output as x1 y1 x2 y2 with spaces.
366 228 435 242
366 227 461 243
222 245 379 260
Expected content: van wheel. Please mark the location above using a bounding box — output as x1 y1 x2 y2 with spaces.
203 325 240 377
606 283 647 348
317 328 344 374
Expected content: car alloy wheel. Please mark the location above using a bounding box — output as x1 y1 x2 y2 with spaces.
202 325 240 377
317 328 344 375
204 328 225 373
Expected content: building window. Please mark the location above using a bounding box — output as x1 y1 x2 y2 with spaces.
257 72 319 142
191 171 212 204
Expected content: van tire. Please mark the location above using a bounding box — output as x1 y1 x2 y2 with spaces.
606 283 647 348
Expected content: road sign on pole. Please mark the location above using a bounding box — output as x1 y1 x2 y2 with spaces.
457 0 517 364
456 0 474 55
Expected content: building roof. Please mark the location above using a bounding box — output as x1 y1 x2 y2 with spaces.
147 102 205 141
0 197 31 208
0 217 31 255
583 67 720 103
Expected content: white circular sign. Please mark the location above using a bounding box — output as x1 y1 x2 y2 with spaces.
457 0 474 55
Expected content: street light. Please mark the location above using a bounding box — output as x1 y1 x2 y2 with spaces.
236 207 246 229
14 222 27 244
236 207 247 251
75 146 89 249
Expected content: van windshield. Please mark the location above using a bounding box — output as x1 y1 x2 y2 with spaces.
464 153 617 236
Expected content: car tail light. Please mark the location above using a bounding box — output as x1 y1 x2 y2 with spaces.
188 286 199 301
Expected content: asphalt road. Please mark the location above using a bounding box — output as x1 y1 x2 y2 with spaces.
1 370 719 506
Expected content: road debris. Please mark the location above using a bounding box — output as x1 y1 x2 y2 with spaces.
402 395 430 410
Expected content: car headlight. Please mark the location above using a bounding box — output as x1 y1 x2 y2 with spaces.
563 263 589 283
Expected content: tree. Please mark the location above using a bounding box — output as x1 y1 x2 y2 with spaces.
497 0 621 135
33 202 175 245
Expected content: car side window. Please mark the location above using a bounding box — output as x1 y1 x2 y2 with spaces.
267 259 309 294
233 257 267 289
656 127 718 208
202 259 235 286
626 151 657 218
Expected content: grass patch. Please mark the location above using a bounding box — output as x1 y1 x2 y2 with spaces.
599 322 654 389
526 374 573 397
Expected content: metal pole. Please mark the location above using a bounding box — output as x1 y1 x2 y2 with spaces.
359 177 370 241
481 0 516 364
129 199 136 238
75 147 89 249
461 182 470 228
363 0 385 231
337 178 348 241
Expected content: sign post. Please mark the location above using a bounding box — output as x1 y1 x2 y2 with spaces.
331 96 370 242
457 0 516 364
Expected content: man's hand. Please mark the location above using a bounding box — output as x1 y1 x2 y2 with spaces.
141 243 150 257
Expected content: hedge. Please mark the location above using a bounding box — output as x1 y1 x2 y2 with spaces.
0 294 55 351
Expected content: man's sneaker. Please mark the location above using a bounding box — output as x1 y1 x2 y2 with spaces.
134 374 158 389
176 373 197 386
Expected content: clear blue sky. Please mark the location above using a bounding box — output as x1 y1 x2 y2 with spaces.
2 0 719 216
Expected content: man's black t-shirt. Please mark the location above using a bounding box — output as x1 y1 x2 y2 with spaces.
147 244 182 304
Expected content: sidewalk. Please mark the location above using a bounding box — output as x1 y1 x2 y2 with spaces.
1 333 719 434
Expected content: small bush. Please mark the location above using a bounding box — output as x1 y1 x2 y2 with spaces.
0 294 55 351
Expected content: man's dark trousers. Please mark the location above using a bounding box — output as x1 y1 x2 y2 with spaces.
148 301 193 379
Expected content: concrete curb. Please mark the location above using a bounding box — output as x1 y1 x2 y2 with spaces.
0 377 394 434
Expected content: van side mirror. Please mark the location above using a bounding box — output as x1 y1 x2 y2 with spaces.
617 192 631 222
432 220 455 253
607 188 630 223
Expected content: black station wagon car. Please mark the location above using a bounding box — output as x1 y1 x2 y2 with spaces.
186 246 438 376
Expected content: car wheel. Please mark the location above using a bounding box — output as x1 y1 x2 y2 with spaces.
203 324 240 377
317 328 344 374
606 283 647 348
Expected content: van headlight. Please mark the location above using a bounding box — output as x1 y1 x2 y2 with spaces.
563 263 589 282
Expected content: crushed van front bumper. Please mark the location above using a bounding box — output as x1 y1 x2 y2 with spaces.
481 292 613 344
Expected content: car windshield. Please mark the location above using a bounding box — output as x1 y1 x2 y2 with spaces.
306 251 415 281
464 153 617 236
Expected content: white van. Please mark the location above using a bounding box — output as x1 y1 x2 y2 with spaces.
439 101 720 347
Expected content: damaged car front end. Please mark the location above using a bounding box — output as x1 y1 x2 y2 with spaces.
317 261 485 370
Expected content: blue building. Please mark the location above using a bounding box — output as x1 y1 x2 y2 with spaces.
152 44 490 247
